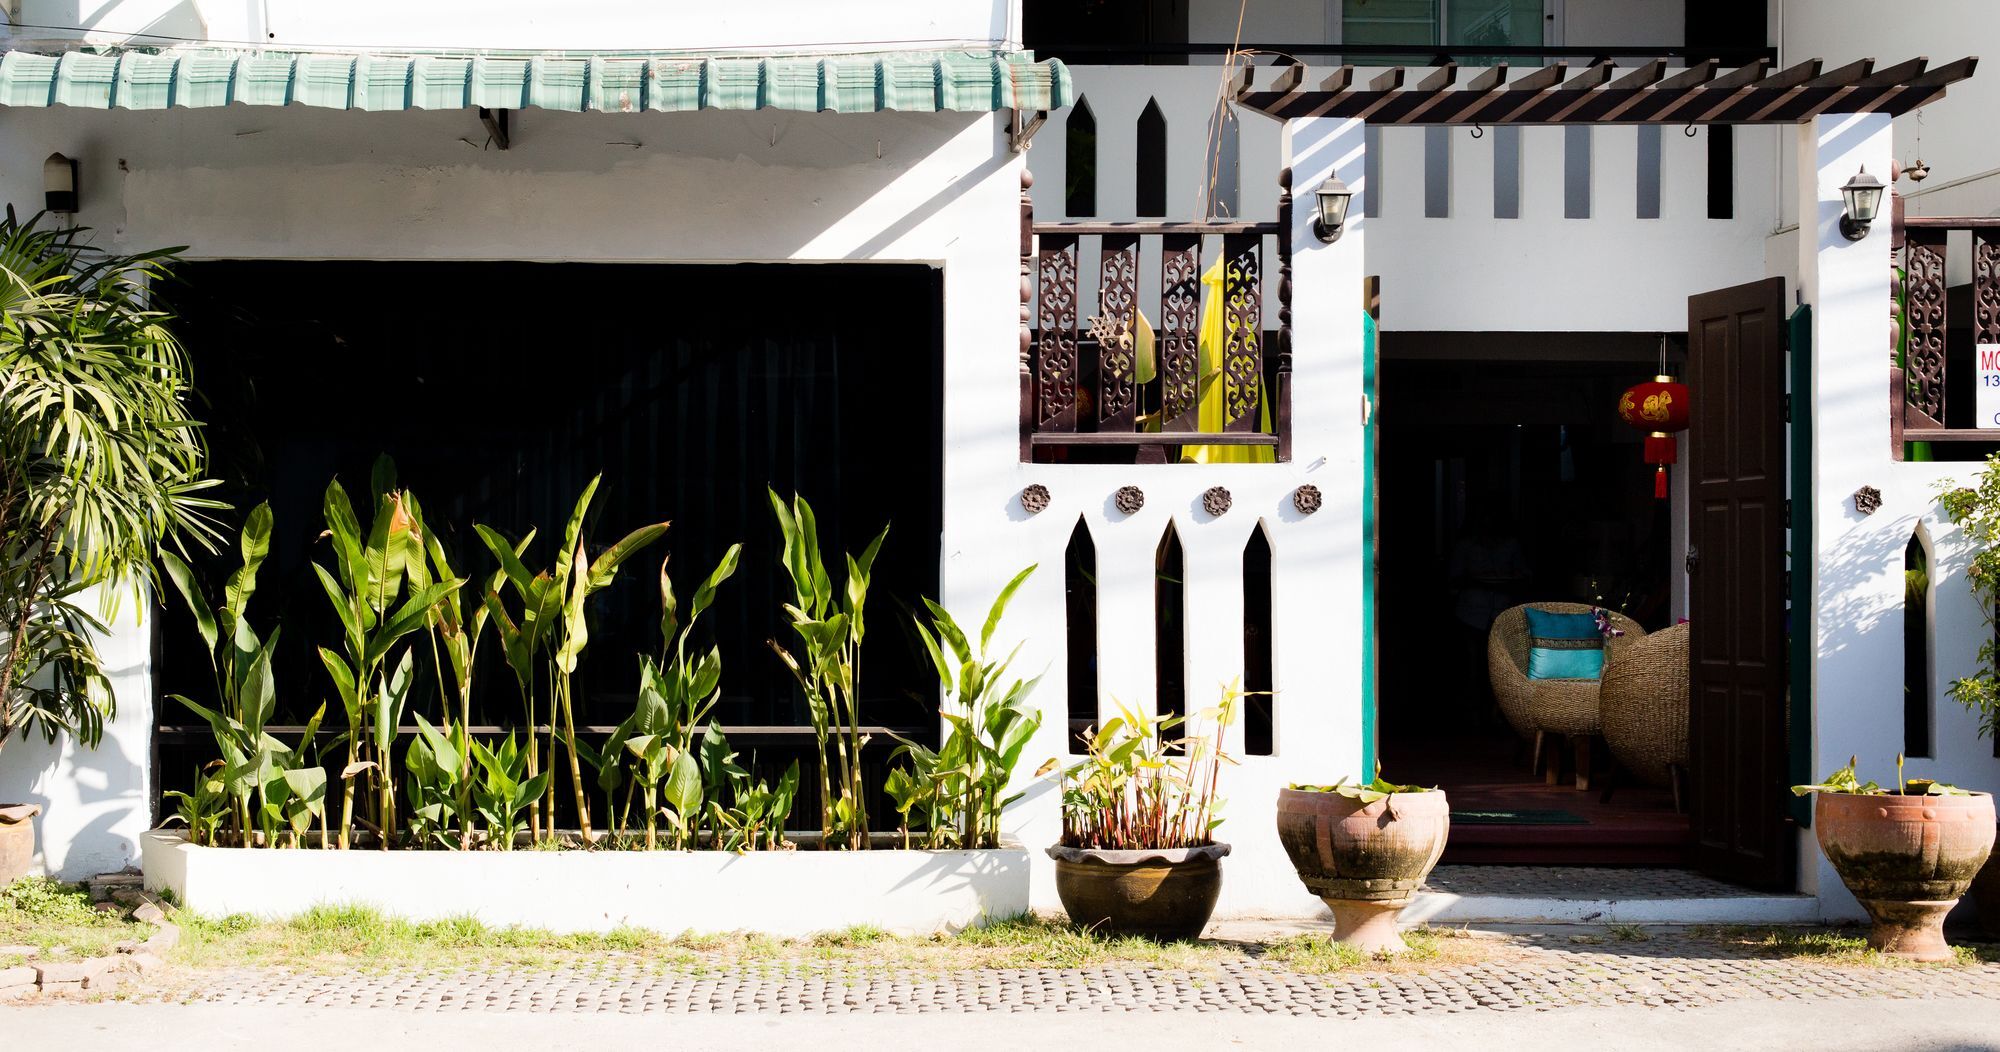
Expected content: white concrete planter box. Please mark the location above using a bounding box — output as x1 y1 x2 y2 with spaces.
141 831 1030 936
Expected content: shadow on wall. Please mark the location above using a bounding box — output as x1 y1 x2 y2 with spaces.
14 0 211 43
0 644 151 880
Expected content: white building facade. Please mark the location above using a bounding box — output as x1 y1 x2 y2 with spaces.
0 0 1995 926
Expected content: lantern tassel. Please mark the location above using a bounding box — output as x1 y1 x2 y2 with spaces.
1655 465 1669 500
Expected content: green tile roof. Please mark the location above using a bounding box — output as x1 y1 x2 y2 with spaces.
0 48 1073 113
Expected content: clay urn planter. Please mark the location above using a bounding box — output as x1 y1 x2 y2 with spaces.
1276 785 1450 955
1815 790 1995 961
0 803 42 884
1047 843 1230 941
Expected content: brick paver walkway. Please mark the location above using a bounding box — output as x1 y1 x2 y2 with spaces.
137 929 2000 1017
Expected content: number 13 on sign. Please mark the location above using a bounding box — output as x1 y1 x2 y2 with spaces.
1982 346 2000 426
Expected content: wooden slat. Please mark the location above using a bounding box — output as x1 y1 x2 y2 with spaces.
1030 432 1280 447
1229 55 1970 124
1975 230 2000 348
1295 65 1357 119
1900 217 2000 228
1905 227 1948 424
1739 58 1827 121
1158 233 1202 432
1220 233 1263 432
1032 220 1281 236
1035 233 1080 433
1416 62 1459 92
1096 234 1140 433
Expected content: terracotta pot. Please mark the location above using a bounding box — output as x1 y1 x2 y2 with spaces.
1815 791 1996 962
1969 822 2000 941
0 803 41 884
1046 843 1229 941
1275 787 1450 955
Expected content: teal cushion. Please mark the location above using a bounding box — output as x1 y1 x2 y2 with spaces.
1523 608 1605 680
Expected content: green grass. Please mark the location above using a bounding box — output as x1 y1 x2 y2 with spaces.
1604 923 1652 943
0 877 151 963
163 908 1260 976
1698 925 1998 968
1263 926 1480 975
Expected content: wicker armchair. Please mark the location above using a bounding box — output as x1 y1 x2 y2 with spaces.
1598 622 1690 799
1487 603 1644 789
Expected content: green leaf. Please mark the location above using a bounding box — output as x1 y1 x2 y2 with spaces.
585 521 670 594
157 548 218 656
981 564 1036 652
663 749 702 817
223 501 273 626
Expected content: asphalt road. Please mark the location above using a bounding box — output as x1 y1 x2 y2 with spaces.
6 999 1998 1051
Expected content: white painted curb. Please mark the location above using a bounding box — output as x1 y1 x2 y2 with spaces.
141 831 1030 936
1403 891 1822 926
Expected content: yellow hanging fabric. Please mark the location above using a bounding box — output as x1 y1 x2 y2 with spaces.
1182 258 1274 464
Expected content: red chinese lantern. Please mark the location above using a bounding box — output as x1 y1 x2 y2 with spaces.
1618 374 1690 499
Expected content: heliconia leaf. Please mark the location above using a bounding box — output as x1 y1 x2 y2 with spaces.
687 543 741 624
223 501 273 627
157 548 218 656
981 564 1036 652
474 524 539 596
586 521 669 595
341 761 377 779
317 647 361 718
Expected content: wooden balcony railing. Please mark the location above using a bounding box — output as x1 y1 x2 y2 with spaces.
1018 174 1294 464
1891 213 2000 458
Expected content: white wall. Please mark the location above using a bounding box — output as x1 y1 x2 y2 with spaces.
1779 0 2000 221
0 94 1370 915
3 0 1014 52
1038 63 1775 331
0 592 154 879
1792 111 2000 916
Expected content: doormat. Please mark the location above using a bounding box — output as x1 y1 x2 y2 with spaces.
1450 808 1587 826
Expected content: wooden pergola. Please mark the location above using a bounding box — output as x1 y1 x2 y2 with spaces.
1232 56 1977 125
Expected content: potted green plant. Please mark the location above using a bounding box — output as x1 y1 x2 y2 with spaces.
1276 769 1449 955
1792 757 1995 962
1 215 219 881
1042 691 1235 941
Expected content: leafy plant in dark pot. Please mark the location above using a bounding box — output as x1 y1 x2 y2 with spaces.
1042 690 1236 941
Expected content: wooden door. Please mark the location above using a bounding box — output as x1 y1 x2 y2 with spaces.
1687 277 1794 890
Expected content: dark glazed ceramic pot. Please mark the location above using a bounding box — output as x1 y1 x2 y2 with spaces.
1047 842 1229 941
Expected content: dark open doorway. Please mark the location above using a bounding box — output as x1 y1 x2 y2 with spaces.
151 261 945 825
1376 335 1688 865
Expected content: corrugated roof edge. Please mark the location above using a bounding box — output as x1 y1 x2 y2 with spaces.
0 47 1074 113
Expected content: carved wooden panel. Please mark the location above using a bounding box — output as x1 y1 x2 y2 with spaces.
1221 234 1263 432
1095 234 1140 431
1976 231 2000 347
1036 233 1080 432
1158 234 1202 431
1905 228 1947 422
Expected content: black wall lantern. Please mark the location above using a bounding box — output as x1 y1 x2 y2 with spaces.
1312 174 1353 243
1838 165 1884 241
43 152 79 214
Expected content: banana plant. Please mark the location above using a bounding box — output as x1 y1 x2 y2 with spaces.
700 724 799 851
406 712 469 849
484 476 665 843
159 502 277 843
897 565 1042 850
767 490 887 850
473 524 552 838
407 493 505 849
601 544 740 848
161 765 228 847
470 732 550 850
315 459 461 849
